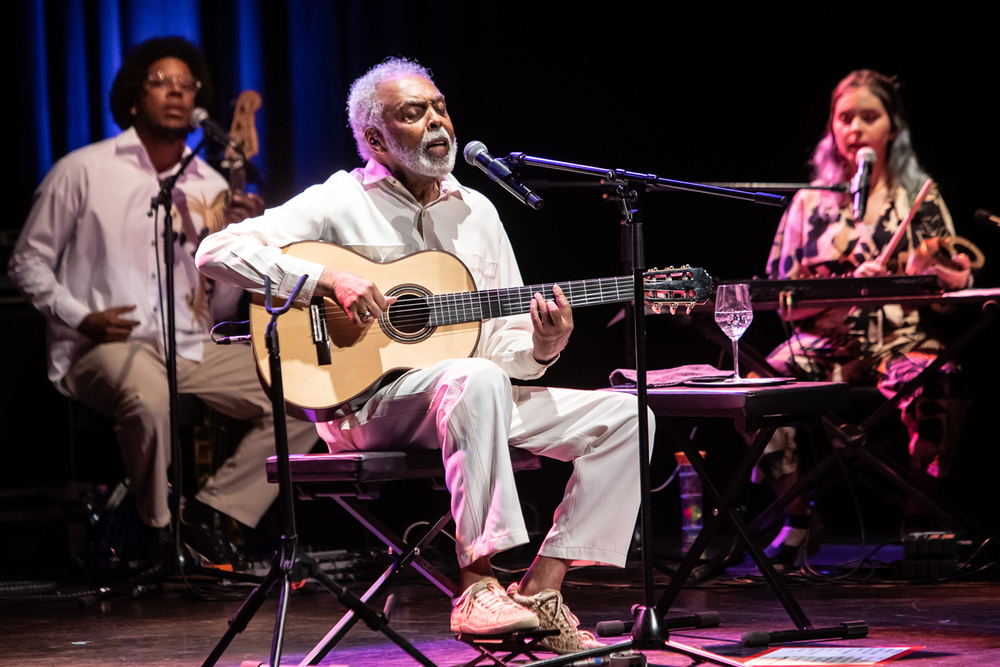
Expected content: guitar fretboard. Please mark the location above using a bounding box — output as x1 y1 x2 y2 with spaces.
426 277 635 327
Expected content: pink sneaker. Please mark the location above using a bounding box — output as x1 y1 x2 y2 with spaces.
450 578 539 635
507 582 605 654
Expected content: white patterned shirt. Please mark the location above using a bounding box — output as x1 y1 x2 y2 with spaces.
9 128 241 390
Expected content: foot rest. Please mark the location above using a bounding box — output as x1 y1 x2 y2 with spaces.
456 628 560 666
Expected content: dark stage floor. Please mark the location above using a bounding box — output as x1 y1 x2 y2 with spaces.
3 537 998 667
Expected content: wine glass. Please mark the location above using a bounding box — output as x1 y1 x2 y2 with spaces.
715 284 753 382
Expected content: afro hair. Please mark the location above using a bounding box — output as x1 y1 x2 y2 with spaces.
109 36 213 131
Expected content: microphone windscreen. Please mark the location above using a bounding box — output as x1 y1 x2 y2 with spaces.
740 630 772 647
190 107 210 129
974 209 994 223
856 147 877 164
463 141 487 165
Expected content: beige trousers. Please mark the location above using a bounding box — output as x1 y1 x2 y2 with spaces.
64 340 319 528
317 358 654 569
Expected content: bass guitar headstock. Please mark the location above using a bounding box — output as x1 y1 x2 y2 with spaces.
642 266 713 314
224 90 262 197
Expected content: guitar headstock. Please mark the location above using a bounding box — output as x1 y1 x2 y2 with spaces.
642 266 713 314
225 90 262 167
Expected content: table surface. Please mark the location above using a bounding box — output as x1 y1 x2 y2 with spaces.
610 380 849 420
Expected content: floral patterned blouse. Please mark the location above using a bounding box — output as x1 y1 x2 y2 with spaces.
764 183 956 343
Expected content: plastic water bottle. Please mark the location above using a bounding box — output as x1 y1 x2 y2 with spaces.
675 451 703 552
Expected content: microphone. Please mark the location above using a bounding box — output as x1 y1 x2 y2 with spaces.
850 147 876 221
975 209 1000 228
463 141 544 210
190 108 231 146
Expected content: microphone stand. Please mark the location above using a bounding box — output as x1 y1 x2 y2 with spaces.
148 138 206 574
201 277 437 667
142 138 264 587
501 152 786 666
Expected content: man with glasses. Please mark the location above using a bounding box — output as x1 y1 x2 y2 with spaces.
8 36 318 568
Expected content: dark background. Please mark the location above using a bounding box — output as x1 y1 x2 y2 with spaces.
2 2 998 571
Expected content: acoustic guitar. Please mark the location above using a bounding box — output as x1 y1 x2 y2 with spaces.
249 242 712 421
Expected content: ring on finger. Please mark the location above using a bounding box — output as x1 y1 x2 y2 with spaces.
360 309 372 322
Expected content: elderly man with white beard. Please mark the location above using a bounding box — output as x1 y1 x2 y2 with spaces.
196 57 653 654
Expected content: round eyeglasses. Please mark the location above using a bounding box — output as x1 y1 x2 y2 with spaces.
145 71 202 94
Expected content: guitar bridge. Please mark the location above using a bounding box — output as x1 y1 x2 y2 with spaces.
310 297 332 366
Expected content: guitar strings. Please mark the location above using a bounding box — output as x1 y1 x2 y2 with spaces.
312 275 702 329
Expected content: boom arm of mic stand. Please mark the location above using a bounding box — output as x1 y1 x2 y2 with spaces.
504 152 789 207
701 181 849 193
634 171 787 207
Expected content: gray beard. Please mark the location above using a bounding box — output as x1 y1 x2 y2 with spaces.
386 128 457 179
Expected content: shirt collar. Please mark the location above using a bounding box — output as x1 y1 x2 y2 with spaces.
115 126 205 178
359 158 467 204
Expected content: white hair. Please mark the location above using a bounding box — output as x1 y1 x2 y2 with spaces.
347 57 434 161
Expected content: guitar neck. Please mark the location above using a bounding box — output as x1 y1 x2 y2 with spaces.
229 160 246 198
427 277 634 326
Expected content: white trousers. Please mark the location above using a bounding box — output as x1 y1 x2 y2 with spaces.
64 341 319 528
316 358 654 569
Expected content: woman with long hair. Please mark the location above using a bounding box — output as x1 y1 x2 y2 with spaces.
759 70 973 566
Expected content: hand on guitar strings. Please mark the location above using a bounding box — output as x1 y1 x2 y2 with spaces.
530 284 574 365
318 266 396 326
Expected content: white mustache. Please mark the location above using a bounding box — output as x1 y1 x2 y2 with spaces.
422 128 452 150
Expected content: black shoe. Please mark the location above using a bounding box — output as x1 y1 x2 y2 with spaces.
180 500 245 567
138 524 174 567
763 513 823 570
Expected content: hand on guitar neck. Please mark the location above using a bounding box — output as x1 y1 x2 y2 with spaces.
529 284 574 364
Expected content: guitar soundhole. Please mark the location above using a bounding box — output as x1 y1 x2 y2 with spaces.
383 287 434 343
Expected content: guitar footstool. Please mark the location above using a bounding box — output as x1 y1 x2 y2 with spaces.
456 628 560 667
